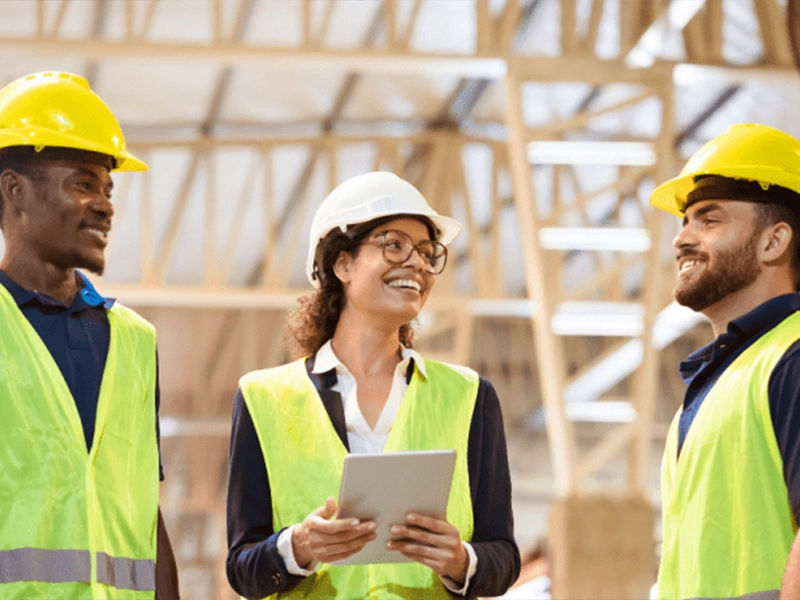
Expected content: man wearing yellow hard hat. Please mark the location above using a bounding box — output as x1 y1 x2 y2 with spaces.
0 72 178 598
652 124 800 599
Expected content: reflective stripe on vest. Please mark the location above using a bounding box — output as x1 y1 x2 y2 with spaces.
0 548 90 584
96 552 156 592
241 357 478 600
0 285 159 599
659 312 800 600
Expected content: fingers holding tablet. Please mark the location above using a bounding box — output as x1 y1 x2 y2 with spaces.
293 497 378 567
386 513 469 583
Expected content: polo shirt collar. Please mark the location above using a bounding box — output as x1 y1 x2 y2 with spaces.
680 293 800 383
0 269 115 311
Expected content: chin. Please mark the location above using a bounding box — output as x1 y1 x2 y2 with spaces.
77 256 106 276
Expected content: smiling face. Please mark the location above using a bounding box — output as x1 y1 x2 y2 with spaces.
9 158 115 275
673 200 763 312
335 217 437 326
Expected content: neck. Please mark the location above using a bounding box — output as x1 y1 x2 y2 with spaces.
330 310 404 378
702 274 795 337
0 249 79 306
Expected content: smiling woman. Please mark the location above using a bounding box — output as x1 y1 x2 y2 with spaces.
226 172 521 599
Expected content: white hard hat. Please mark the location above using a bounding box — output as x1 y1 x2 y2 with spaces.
306 171 462 287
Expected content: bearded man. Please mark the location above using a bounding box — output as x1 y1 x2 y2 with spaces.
650 123 800 600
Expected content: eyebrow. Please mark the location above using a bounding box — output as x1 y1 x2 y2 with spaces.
74 167 114 191
683 202 724 226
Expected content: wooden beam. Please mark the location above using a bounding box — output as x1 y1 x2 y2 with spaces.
138 0 159 40
505 71 576 495
531 89 657 139
582 0 605 54
398 0 425 50
155 150 202 283
314 0 337 48
561 0 578 55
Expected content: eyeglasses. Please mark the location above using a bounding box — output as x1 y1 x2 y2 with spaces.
361 229 448 275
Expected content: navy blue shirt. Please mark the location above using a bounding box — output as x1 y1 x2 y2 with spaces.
677 293 800 520
0 269 164 480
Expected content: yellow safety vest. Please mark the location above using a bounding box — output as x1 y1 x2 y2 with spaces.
659 312 800 600
0 284 160 599
240 357 478 599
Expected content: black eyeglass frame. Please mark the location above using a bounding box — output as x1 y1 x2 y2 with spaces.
360 229 448 275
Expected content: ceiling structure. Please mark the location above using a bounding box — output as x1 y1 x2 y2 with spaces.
1 0 799 597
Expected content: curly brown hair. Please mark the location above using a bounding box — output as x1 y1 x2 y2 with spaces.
287 215 434 358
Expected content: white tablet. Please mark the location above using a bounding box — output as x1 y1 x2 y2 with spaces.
332 449 456 566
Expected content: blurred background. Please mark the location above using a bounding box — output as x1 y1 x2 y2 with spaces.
1 0 798 597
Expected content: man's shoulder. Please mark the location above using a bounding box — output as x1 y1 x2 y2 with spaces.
108 302 156 336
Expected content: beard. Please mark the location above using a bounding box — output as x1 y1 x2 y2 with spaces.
674 230 761 311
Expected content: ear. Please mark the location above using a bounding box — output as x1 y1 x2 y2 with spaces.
332 250 353 284
0 169 25 212
759 221 793 265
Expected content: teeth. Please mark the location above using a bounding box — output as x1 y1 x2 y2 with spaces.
85 227 107 238
388 279 421 292
680 259 700 272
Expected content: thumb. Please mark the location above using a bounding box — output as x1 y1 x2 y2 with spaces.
314 497 337 520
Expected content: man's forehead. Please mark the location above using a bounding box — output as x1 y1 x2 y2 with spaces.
40 158 112 179
683 198 753 219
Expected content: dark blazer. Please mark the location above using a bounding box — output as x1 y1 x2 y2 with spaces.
226 357 520 599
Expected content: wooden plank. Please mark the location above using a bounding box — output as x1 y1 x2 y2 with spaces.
205 151 219 287
140 150 157 286
631 78 673 491
398 0 424 49
138 0 159 40
753 0 794 66
705 0 723 64
476 0 492 54
51 0 71 38
561 0 578 55
452 142 488 296
576 421 638 481
260 147 276 289
220 153 261 283
504 71 576 495
303 0 312 50
155 150 202 283
36 0 45 39
532 89 656 139
384 0 397 50
125 0 134 40
583 0 605 55
682 7 707 64
213 0 223 43
489 149 503 292
314 0 337 48
496 0 522 51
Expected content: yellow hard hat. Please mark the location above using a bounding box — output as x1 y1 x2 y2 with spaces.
650 123 800 217
0 71 147 172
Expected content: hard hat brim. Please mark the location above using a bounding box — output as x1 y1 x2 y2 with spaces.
0 130 148 172
650 166 800 217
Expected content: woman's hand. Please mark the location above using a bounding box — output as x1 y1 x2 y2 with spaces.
386 513 469 584
291 497 377 568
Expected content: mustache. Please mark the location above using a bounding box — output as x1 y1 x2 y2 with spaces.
675 248 708 262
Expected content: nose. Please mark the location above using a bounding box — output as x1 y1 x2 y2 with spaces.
673 220 695 251
93 191 114 219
